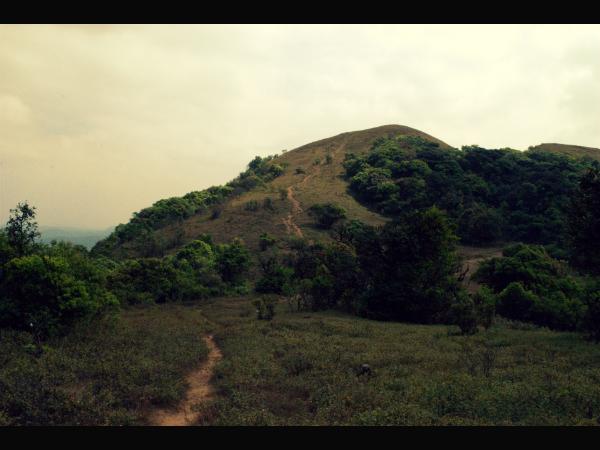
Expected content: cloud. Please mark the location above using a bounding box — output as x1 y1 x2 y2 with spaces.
0 94 31 125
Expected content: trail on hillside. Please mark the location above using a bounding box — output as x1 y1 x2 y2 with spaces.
149 334 222 426
281 137 348 238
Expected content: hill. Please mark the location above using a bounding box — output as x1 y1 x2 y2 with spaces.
528 143 600 161
92 125 599 261
93 125 448 259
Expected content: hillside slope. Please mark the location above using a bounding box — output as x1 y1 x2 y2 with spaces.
96 125 449 258
528 143 600 161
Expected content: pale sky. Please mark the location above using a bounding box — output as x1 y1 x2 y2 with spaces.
1 24 599 228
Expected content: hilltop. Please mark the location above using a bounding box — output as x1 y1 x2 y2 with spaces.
92 125 599 262
93 125 448 258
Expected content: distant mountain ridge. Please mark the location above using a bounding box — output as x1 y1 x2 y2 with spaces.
40 226 112 249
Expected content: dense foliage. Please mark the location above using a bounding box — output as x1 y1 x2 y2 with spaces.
568 167 600 273
257 207 466 325
474 244 585 331
308 203 347 229
0 207 117 338
1 202 251 338
343 136 597 250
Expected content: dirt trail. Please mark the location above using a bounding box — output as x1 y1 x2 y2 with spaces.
149 334 222 426
281 137 348 238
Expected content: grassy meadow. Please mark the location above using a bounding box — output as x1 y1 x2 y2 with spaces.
2 295 600 425
196 296 600 426
0 305 209 425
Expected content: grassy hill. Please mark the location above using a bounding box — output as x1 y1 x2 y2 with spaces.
94 125 449 259
528 143 600 161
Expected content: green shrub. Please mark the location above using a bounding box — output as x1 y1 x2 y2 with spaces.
475 244 585 330
0 254 118 338
263 197 275 211
496 282 536 323
582 281 600 341
215 239 251 285
252 296 276 320
472 286 496 330
258 233 276 252
308 203 347 229
450 291 478 335
244 200 260 212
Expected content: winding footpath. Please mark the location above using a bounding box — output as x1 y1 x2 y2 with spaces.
149 334 222 426
281 137 349 238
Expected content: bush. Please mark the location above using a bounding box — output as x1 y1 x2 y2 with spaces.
450 291 478 335
258 233 276 252
295 167 306 175
0 254 118 338
263 198 275 211
472 286 496 330
308 203 347 229
244 201 260 212
215 239 251 285
496 282 537 323
210 207 222 220
475 244 585 330
582 281 600 341
252 296 276 320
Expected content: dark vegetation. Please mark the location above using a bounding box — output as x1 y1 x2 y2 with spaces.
257 207 468 326
343 135 598 254
308 203 347 229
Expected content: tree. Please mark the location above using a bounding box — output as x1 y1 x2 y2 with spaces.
215 238 251 284
568 167 600 273
308 203 347 229
5 202 40 256
357 207 463 323
0 254 118 337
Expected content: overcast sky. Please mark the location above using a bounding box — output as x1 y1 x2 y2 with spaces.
1 24 599 228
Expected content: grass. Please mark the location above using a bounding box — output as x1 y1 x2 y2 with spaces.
196 296 600 425
4 294 600 425
0 305 209 425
